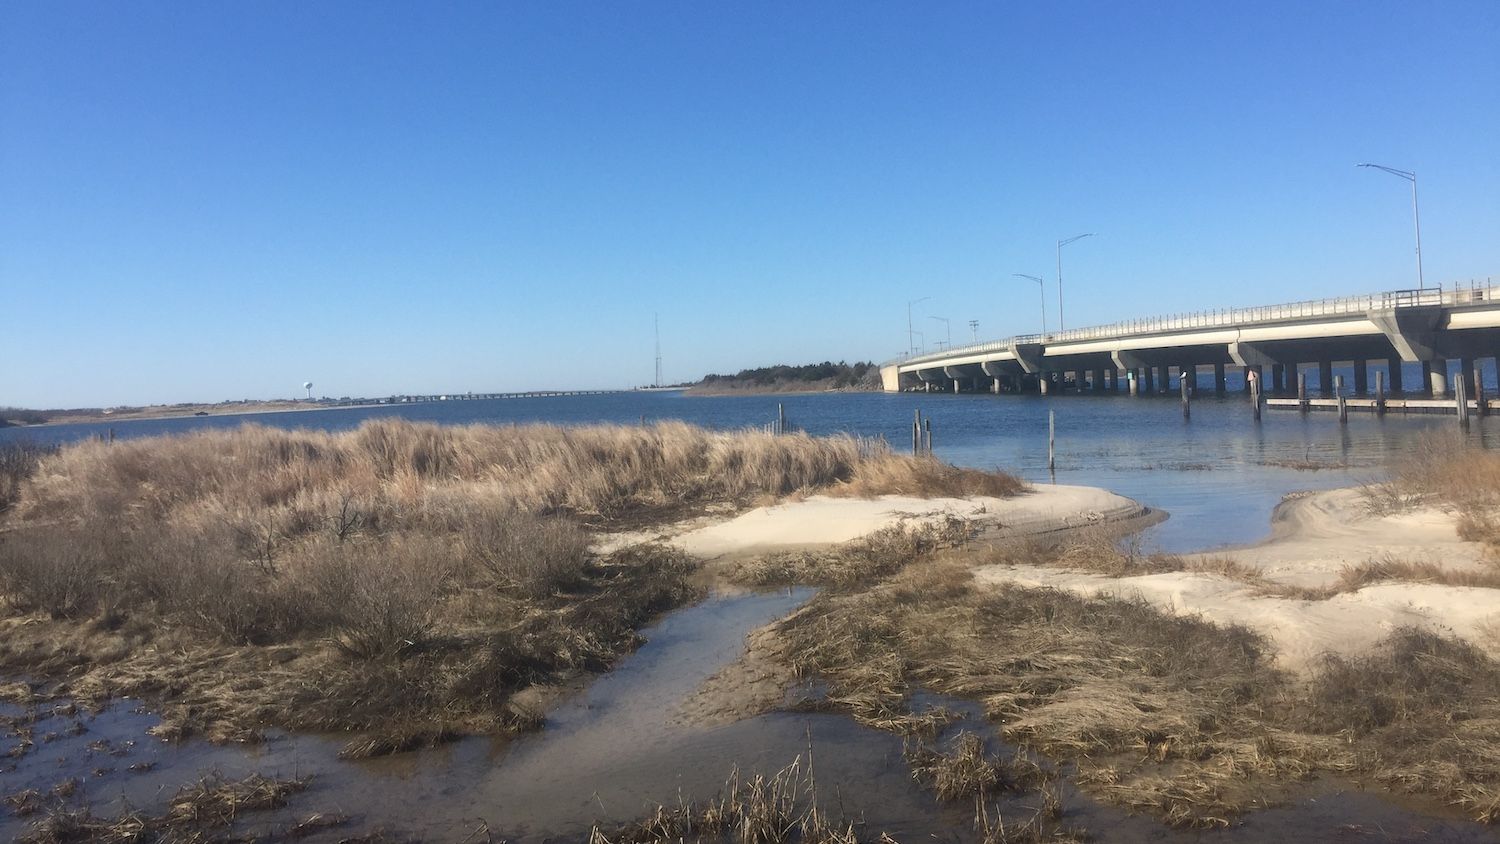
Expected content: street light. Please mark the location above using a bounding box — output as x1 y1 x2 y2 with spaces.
906 296 931 356
1013 274 1048 336
929 315 951 348
1056 233 1094 331
1358 163 1425 290
968 319 979 343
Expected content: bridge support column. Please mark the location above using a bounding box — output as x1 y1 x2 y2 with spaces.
1462 357 1478 398
952 378 960 394
1155 365 1170 394
1271 363 1285 394
1388 359 1404 394
1128 369 1139 396
1429 359 1448 397
1093 368 1106 393
992 377 1001 394
1039 374 1051 396
1141 367 1153 394
1353 360 1369 396
1214 363 1227 395
1319 361 1334 396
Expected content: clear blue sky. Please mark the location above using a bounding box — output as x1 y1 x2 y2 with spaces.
3 1 1497 407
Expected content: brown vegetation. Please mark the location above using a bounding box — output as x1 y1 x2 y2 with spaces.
729 517 975 590
1387 432 1500 549
594 747 1086 844
767 542 1500 827
0 419 1020 747
13 773 309 843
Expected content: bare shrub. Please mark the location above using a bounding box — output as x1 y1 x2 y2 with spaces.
304 538 451 660
0 524 117 618
455 503 591 597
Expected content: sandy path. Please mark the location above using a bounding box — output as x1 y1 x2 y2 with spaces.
670 485 1147 560
976 487 1500 670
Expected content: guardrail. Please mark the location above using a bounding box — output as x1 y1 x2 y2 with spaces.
889 280 1499 368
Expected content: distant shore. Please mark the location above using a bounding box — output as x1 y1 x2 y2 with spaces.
3 400 357 428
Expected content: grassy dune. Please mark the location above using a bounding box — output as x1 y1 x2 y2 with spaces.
0 419 1020 751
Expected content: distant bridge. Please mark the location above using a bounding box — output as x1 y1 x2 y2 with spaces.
882 282 1500 398
333 390 629 407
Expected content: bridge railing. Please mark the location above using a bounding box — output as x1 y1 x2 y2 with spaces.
890 281 1498 368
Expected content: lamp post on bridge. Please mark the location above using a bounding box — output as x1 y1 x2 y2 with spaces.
1056 232 1095 331
906 296 931 356
1013 274 1047 336
929 315 951 349
1358 163 1425 291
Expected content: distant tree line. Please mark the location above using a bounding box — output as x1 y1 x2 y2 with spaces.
698 361 877 388
0 408 51 427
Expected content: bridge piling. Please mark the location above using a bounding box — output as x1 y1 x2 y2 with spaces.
1298 372 1309 412
1354 360 1369 396
1388 358 1404 394
1430 359 1449 397
1319 361 1334 396
1375 370 1387 416
1214 363 1227 395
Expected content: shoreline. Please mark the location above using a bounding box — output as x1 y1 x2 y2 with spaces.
975 483 1500 670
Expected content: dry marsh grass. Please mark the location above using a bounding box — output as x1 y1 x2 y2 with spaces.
730 516 975 590
596 748 1084 844
771 546 1500 827
1388 432 1500 549
0 420 1019 746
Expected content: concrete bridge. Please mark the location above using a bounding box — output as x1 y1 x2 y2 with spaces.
881 283 1500 399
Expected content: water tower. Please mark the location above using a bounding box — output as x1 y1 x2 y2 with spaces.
303 381 313 400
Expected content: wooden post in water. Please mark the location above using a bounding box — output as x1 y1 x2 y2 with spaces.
1047 410 1055 474
1180 374 1191 419
923 419 932 454
1250 375 1262 422
1375 371 1386 416
777 403 786 435
1297 372 1309 413
1457 377 1471 429
1475 367 1488 418
1334 375 1347 424
912 409 921 456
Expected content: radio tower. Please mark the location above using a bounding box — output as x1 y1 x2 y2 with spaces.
653 313 662 388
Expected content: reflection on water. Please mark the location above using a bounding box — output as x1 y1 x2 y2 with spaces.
3 392 1496 840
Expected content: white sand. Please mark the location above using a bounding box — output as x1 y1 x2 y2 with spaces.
671 485 1145 560
975 487 1500 670
1187 486 1492 587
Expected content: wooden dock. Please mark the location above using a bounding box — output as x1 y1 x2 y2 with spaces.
1266 397 1491 415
